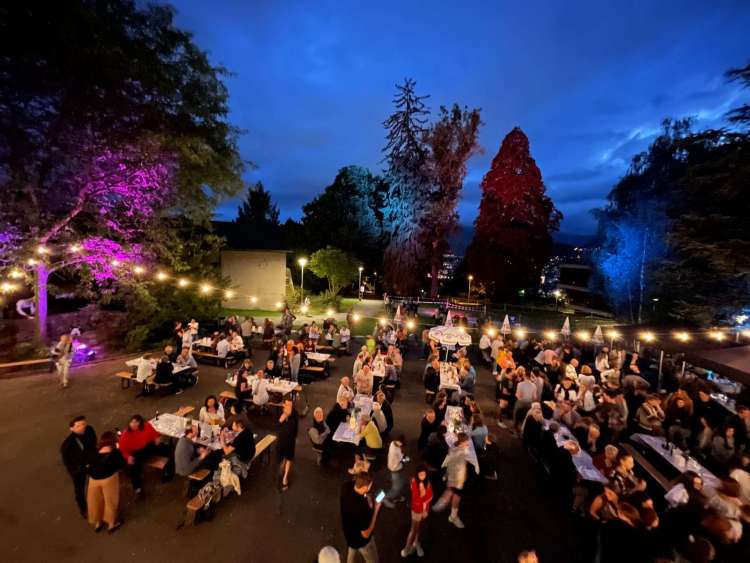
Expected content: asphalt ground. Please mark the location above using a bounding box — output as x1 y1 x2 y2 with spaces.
0 341 580 563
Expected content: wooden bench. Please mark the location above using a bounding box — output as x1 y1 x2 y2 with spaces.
0 358 54 373
115 370 137 389
425 390 436 404
174 406 195 417
182 434 278 527
220 390 237 402
262 338 274 349
145 456 169 471
621 443 672 491
299 365 327 383
193 350 234 368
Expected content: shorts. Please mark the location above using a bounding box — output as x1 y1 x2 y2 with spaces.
449 486 463 496
411 510 428 522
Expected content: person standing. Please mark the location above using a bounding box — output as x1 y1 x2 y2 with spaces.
431 433 470 528
277 398 298 490
60 415 97 517
383 434 407 508
289 346 301 382
401 465 433 558
52 333 73 388
340 472 383 563
86 432 125 533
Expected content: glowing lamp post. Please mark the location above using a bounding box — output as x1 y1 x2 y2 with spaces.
358 266 364 300
467 275 474 298
298 257 307 305
553 289 562 311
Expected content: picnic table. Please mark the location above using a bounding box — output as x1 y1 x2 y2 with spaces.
543 419 609 484
305 352 331 364
631 433 720 491
150 413 226 451
352 394 373 416
125 357 191 382
226 374 299 396
444 406 480 473
439 362 460 392
332 395 376 445
333 421 360 445
193 337 214 350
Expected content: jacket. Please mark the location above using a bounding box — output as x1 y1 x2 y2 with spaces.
410 478 433 513
60 426 97 476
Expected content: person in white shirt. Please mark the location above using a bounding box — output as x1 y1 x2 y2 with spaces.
188 318 199 338
199 395 225 425
181 329 192 350
340 326 351 353
490 337 503 373
383 434 407 508
337 376 354 404
133 354 154 383
595 347 610 374
216 335 231 358
479 333 492 364
356 365 374 396
175 346 198 384
564 358 579 383
252 370 270 408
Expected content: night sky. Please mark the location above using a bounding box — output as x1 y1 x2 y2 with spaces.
169 0 750 236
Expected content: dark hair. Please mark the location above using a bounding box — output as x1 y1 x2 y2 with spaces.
69 415 86 427
394 433 406 444
98 431 117 449
233 418 246 430
354 472 373 488
128 414 145 431
204 395 219 410
231 401 244 414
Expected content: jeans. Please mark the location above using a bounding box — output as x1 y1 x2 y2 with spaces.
57 358 71 386
386 470 405 500
128 442 173 490
347 537 379 563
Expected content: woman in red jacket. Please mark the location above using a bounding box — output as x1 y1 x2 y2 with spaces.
401 465 433 558
119 415 172 496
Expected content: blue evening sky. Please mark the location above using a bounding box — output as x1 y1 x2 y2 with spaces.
169 0 750 235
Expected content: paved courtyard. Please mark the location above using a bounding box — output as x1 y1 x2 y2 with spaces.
0 342 581 563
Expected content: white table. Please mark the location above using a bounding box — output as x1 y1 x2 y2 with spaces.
150 413 224 451
125 358 191 382
439 363 460 391
333 421 360 445
443 406 479 473
353 394 373 417
227 375 299 396
194 337 214 350
306 352 331 364
632 433 720 490
543 419 609 484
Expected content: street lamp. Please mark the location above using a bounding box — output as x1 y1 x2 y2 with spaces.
358 266 364 301
467 275 474 298
298 257 307 305
553 289 562 311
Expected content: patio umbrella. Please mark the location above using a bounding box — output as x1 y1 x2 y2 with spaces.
500 314 511 336
445 309 454 327
560 316 571 338
393 304 402 325
428 325 473 360
592 325 604 345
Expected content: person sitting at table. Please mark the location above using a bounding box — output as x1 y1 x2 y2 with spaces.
357 415 383 454
326 397 350 432
459 361 476 398
710 425 737 467
216 333 231 359
371 401 388 434
153 355 180 394
575 422 603 455
355 364 374 396
383 357 398 386
375 391 394 435
119 414 172 496
418 409 438 451
179 328 192 352
175 425 213 477
262 318 275 341
433 391 449 426
593 444 619 478
264 358 280 379
308 407 331 466
163 344 177 363
470 413 488 451
340 324 351 354
224 401 251 430
251 370 270 411
222 418 255 478
174 346 198 386
423 358 440 397
337 376 355 404
352 346 368 376
86 431 125 534
228 329 246 360
611 453 647 498
635 394 665 435
199 395 225 426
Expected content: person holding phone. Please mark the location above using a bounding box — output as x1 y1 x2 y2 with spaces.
340 472 382 562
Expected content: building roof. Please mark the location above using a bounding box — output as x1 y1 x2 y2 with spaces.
212 221 288 251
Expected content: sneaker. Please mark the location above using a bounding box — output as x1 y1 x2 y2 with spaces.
400 547 412 558
175 389 183 395
448 514 465 528
484 472 498 481
497 420 507 428
431 502 446 513
415 544 424 557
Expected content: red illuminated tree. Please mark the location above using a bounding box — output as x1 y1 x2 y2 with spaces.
465 127 561 297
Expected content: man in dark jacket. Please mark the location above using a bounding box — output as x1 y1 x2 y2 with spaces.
60 415 97 517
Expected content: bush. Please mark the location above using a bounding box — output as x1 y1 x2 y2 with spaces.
313 290 342 311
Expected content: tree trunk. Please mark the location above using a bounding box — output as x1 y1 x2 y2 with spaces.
637 229 648 325
34 262 49 343
429 240 439 298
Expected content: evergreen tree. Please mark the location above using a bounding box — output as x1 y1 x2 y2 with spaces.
236 181 280 227
423 104 482 296
381 79 432 294
465 127 561 298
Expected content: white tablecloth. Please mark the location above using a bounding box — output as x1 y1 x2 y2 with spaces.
227 375 298 395
353 394 373 416
543 419 609 484
443 406 479 473
439 363 460 391
306 352 331 364
150 413 224 450
333 422 359 444
125 358 191 382
632 433 720 490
